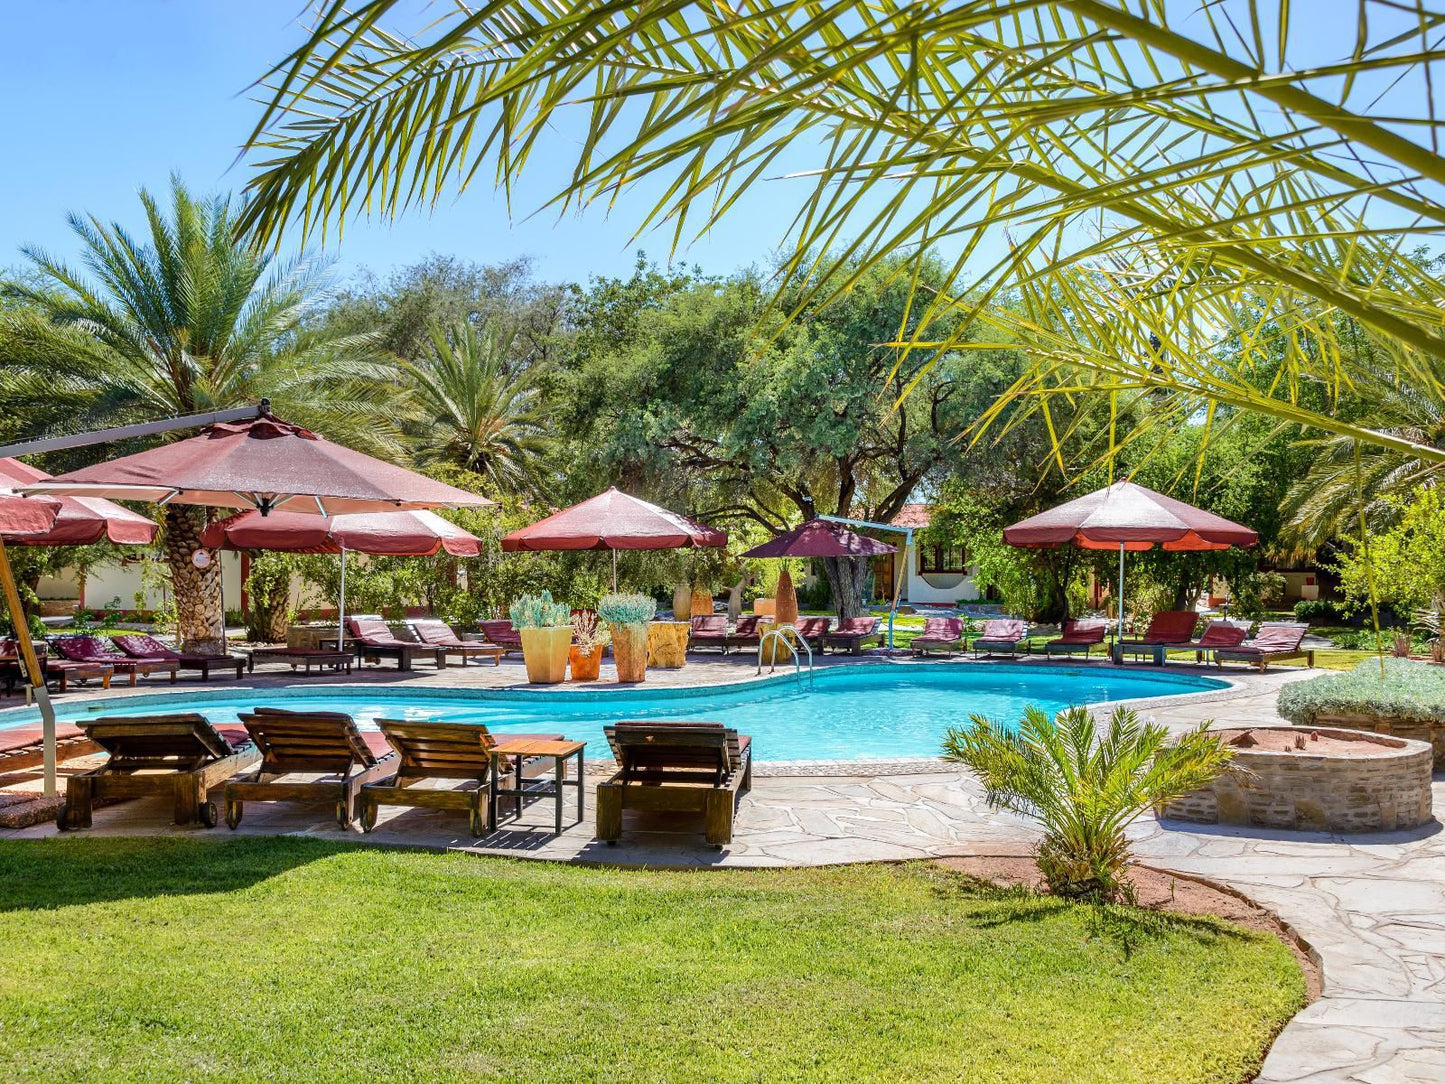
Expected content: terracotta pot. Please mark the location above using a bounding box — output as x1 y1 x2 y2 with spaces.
609 622 650 682
690 588 712 618
672 584 693 622
519 626 571 684
753 597 775 617
569 643 603 681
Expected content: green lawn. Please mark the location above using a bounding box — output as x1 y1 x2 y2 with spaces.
0 839 1304 1083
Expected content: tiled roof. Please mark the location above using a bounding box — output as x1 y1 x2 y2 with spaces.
890 503 932 529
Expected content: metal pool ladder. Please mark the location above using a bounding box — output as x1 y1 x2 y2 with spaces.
757 624 815 688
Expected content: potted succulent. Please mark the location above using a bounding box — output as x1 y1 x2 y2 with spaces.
569 610 609 682
509 590 573 684
597 592 656 682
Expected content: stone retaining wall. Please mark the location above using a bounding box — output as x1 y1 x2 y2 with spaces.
1164 727 1434 832
1312 711 1445 770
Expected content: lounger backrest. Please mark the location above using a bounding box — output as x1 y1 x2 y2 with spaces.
605 721 737 785
53 636 123 662
1248 622 1308 651
1060 619 1108 644
1141 611 1199 643
834 617 879 636
733 615 761 636
111 634 181 660
80 713 236 768
239 707 377 773
409 618 461 647
794 616 831 637
690 615 727 637
480 619 522 645
347 616 401 644
1197 622 1249 648
977 618 1022 641
373 718 497 780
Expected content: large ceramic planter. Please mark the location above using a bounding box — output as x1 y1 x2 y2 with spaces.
647 621 689 669
609 622 650 682
569 644 603 682
672 584 693 622
519 626 571 684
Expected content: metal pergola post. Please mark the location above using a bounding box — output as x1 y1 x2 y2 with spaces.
817 515 914 651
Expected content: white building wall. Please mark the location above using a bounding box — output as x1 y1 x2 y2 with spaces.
36 552 246 615
894 542 985 605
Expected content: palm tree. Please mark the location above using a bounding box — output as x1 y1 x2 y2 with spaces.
0 177 391 649
398 320 550 497
239 2 1445 474
943 706 1234 902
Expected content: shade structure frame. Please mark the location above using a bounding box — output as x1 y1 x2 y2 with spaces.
0 494 63 796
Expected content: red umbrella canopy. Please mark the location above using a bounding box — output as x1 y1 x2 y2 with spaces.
0 494 61 541
200 509 482 557
501 487 726 552
21 414 492 517
0 458 156 546
1002 481 1258 552
743 519 897 558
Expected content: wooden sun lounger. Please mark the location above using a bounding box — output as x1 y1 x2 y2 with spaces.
1112 610 1200 664
912 617 968 656
1041 619 1108 658
969 618 1030 658
688 615 729 653
51 636 178 686
822 617 880 655
346 617 445 671
358 719 563 836
479 620 524 654
1185 621 1249 663
1215 622 1315 672
110 634 247 680
224 708 397 829
596 721 752 848
57 714 259 830
791 616 832 650
409 618 504 666
0 723 99 775
725 615 766 650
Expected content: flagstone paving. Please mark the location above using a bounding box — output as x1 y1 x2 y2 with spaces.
2 656 1441 1081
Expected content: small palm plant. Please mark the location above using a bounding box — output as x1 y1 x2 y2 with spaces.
943 706 1234 903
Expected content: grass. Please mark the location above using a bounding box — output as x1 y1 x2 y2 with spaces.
0 838 1304 1083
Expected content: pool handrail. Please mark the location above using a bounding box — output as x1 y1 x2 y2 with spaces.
757 624 815 688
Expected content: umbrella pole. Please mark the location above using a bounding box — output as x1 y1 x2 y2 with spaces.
1116 542 1126 647
337 546 348 650
611 549 617 593
0 536 57 797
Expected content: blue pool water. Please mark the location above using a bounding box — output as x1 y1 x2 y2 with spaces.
7 664 1228 762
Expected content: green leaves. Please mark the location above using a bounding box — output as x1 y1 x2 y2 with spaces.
943 705 1234 901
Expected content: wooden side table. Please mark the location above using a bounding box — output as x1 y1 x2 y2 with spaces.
488 739 585 834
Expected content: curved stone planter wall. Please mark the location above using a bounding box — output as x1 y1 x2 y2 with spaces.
1164 726 1434 833
1310 711 1445 770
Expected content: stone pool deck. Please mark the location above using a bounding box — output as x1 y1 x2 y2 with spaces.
2 653 1441 1081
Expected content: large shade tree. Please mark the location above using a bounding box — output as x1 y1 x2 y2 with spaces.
241 2 1445 488
0 178 389 650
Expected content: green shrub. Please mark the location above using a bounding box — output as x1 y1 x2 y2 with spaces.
1294 598 1347 623
508 590 571 629
942 706 1235 903
1278 657 1445 725
597 592 657 626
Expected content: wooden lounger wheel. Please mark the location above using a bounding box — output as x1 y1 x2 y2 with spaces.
359 796 378 832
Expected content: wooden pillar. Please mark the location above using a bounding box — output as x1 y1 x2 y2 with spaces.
0 536 59 796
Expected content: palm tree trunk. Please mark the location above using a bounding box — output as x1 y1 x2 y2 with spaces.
163 506 222 654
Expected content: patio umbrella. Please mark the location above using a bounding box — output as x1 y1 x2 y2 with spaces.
1003 480 1258 641
22 413 491 516
743 519 900 648
200 509 483 647
0 493 63 795
501 487 726 589
0 457 156 546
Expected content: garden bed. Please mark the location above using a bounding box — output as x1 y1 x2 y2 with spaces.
1278 658 1445 767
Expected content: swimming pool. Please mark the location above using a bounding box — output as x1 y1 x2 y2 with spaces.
1 664 1230 762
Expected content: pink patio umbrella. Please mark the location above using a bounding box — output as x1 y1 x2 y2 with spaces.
23 413 490 517
0 493 63 793
0 457 156 546
502 487 726 589
743 519 899 647
1003 480 1258 641
200 509 484 646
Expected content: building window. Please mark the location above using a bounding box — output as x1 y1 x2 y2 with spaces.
918 543 967 574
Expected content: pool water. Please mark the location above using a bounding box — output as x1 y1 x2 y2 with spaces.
13 664 1228 762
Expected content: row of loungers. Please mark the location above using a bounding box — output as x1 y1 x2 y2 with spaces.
686 615 883 655
48 711 752 846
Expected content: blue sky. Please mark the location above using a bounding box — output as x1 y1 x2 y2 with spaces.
0 0 798 288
